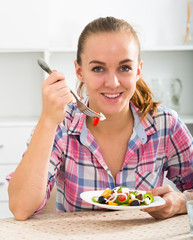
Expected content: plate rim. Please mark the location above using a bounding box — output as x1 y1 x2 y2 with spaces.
80 189 166 210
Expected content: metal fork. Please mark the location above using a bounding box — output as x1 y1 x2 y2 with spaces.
37 58 105 120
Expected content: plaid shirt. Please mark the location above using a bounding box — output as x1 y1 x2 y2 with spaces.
7 101 193 214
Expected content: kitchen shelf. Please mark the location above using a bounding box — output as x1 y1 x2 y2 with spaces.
0 45 193 54
142 45 193 51
49 45 193 53
0 48 47 53
0 117 38 127
49 48 77 53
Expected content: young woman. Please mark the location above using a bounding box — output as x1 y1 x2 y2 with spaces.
7 17 193 220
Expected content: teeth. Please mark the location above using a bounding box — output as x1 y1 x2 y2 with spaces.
103 93 120 98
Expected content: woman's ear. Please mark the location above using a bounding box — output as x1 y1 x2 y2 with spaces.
136 60 143 81
74 60 84 82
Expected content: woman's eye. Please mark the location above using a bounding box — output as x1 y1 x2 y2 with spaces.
120 65 131 72
92 66 103 72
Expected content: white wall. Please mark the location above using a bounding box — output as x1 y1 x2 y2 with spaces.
0 0 49 49
48 0 191 49
0 0 192 49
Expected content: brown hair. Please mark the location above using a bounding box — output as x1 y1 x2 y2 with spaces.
76 16 159 119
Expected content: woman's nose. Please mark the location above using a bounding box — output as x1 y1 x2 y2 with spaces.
104 73 120 88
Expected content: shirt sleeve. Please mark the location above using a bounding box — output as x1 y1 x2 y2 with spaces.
6 124 64 216
165 114 193 192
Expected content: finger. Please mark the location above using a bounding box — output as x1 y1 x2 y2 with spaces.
49 85 71 100
141 204 165 213
49 80 69 91
55 88 72 99
46 72 65 85
56 94 74 107
48 86 70 99
144 202 172 220
146 211 166 220
63 94 74 104
49 86 73 101
151 185 174 196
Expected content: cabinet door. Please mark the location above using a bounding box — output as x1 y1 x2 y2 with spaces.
0 164 17 219
0 126 34 164
0 164 18 201
0 202 13 219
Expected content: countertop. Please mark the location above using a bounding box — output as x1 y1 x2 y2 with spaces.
0 210 192 240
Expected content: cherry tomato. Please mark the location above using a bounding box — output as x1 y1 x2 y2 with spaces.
118 195 127 202
93 117 99 127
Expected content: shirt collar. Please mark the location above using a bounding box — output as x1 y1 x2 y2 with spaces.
130 101 158 137
67 99 158 138
66 98 87 136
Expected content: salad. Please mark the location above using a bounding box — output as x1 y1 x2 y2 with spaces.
92 186 154 206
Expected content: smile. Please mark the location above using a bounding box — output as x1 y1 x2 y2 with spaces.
102 93 121 98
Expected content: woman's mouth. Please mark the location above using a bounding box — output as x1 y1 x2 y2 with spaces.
103 93 121 98
101 92 123 101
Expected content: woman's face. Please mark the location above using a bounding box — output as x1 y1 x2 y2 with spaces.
75 32 143 116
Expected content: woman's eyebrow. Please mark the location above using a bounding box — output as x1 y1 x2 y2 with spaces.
89 60 106 65
119 59 133 64
89 59 133 65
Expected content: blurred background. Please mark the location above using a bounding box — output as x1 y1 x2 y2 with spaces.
0 0 193 218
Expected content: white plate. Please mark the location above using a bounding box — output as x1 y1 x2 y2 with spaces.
80 190 166 210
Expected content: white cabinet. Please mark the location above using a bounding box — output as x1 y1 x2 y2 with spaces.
0 124 36 219
141 46 193 117
0 51 44 119
0 164 17 219
0 126 34 164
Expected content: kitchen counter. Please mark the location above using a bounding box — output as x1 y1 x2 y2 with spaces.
0 210 192 240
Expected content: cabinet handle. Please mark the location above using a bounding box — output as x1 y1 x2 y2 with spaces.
0 144 3 148
0 182 5 186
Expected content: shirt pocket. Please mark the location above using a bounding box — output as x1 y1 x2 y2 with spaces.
135 170 164 190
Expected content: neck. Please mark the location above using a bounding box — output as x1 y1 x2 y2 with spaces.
86 107 134 135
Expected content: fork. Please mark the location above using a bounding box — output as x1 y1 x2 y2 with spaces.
37 58 106 120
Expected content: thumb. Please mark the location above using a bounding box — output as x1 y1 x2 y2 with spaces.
151 185 174 196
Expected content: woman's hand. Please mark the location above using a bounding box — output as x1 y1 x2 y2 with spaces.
41 70 74 126
141 185 187 220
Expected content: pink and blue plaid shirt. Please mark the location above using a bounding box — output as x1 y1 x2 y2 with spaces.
7 101 193 214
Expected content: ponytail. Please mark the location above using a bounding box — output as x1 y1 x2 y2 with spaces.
131 78 160 119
